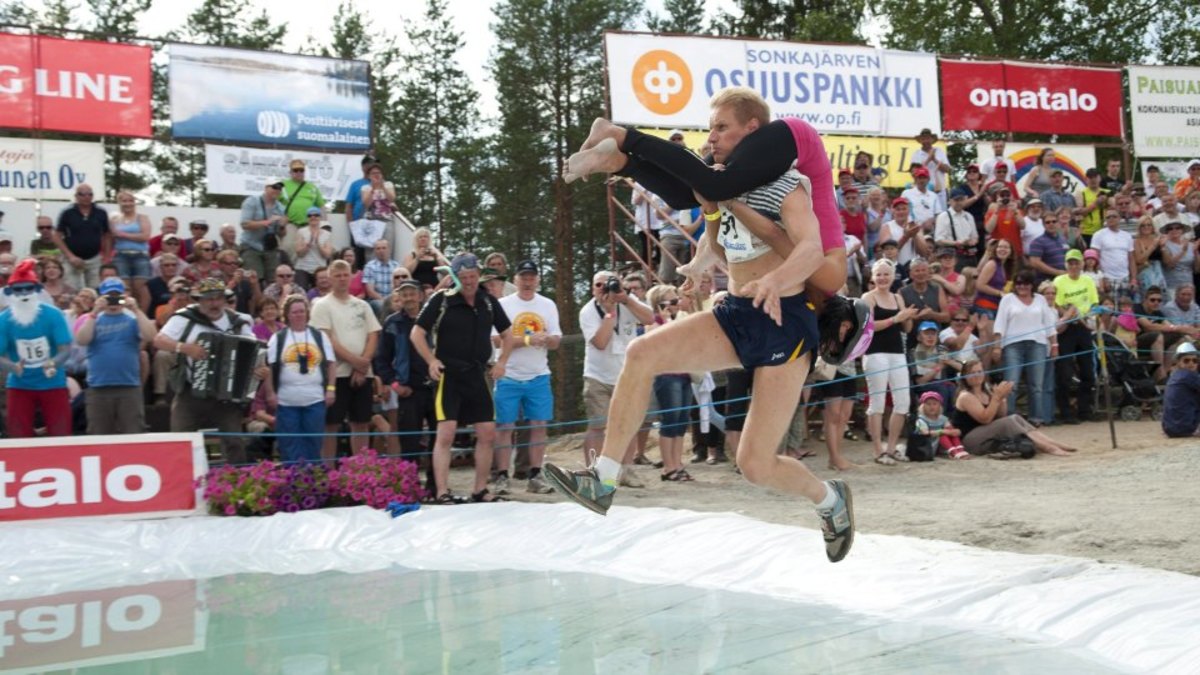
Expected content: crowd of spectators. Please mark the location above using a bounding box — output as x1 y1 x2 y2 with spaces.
1 144 1198 493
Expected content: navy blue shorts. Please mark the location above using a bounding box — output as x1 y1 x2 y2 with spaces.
712 293 818 370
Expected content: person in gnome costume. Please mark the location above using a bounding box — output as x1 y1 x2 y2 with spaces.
0 258 74 437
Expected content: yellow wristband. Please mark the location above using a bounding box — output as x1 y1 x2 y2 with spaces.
325 385 336 391
703 210 721 222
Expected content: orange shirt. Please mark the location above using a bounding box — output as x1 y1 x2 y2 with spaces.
1174 176 1200 200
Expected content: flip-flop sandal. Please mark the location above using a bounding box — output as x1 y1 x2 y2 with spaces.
470 489 508 503
435 492 468 505
674 469 695 482
661 470 680 481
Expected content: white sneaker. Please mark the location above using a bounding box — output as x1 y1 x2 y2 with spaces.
526 476 554 494
618 466 645 489
490 474 511 495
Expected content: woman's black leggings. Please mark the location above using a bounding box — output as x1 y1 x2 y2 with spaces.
618 122 799 210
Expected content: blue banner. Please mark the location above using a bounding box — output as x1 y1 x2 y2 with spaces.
168 44 371 150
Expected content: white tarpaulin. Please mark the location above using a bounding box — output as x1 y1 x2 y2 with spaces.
2 504 1198 673
1127 65 1200 158
204 144 363 199
605 32 940 136
0 137 105 200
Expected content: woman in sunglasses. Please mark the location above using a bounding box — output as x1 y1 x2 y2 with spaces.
262 295 337 464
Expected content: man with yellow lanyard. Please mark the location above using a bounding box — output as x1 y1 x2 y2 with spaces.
1053 249 1099 424
1076 168 1108 247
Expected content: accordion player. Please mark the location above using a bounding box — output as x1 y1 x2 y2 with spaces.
188 332 266 404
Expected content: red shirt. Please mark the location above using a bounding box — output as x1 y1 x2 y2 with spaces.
840 209 866 239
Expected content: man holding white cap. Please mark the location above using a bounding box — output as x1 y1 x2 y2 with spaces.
76 277 157 435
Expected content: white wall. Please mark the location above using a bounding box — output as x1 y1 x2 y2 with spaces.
0 200 415 262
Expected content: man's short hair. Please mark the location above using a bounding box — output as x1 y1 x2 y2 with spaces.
709 86 770 127
329 259 352 274
216 250 240 263
159 253 180 264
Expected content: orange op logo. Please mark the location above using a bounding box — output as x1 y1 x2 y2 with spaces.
631 50 692 116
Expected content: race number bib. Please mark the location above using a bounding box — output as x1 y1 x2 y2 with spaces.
16 337 51 367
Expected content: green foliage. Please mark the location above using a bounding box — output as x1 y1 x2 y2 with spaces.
714 0 866 44
645 0 708 34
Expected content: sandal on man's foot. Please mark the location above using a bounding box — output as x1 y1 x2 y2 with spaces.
471 488 508 503
674 469 695 482
435 492 468 505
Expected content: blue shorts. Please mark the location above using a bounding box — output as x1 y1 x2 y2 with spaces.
972 305 997 320
112 250 151 280
494 373 554 425
712 293 818 369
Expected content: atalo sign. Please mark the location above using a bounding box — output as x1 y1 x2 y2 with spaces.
939 59 1123 137
0 138 105 199
605 32 940 137
1127 65 1200 158
0 433 207 522
169 44 372 150
0 32 152 137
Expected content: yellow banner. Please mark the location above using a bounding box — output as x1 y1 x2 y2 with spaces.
642 129 946 189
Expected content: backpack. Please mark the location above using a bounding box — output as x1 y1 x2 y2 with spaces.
270 326 329 391
166 305 250 394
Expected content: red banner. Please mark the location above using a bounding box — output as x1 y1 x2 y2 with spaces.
0 434 206 521
940 59 1123 137
0 580 203 670
0 32 152 137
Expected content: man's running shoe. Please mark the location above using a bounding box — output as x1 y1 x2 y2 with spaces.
817 479 855 563
490 474 511 495
542 462 614 516
526 475 554 494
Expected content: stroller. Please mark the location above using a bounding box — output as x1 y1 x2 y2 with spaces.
1098 332 1164 421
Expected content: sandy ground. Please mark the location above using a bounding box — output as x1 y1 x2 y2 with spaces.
444 419 1200 576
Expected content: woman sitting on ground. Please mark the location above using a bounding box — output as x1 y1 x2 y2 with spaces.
952 360 1076 457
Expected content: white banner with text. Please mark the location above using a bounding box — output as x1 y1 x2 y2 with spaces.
204 144 363 199
0 137 106 200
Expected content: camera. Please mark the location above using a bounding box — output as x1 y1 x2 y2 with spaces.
103 292 125 307
604 276 622 294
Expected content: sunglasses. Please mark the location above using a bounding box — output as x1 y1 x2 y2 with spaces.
291 168 305 173
952 318 969 323
658 299 679 308
197 246 213 252
37 226 52 230
76 191 93 196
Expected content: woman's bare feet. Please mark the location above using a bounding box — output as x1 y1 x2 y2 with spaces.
579 117 624 152
828 458 855 471
563 138 625 183
1041 445 1072 456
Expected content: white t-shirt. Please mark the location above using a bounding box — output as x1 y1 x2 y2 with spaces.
1089 227 1135 280
293 227 332 273
499 292 562 380
939 327 980 365
580 298 643 385
1021 217 1045 253
994 294 1057 348
266 327 336 406
880 221 918 265
310 294 382 378
901 187 940 225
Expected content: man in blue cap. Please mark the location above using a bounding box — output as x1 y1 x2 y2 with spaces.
411 253 515 504
75 277 157 434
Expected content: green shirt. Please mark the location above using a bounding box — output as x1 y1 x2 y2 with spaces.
1080 187 1104 236
280 179 326 226
1054 272 1098 316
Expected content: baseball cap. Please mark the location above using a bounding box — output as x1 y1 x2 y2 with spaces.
267 181 284 189
163 233 181 244
838 168 852 177
918 320 938 332
395 279 421 291
1026 198 1043 207
891 197 909 208
842 187 859 196
1086 167 1101 177
480 267 506 283
937 247 956 258
877 239 899 250
912 167 930 178
191 277 230 299
515 259 539 275
189 219 209 230
289 159 305 170
1084 248 1100 261
919 391 943 404
306 206 322 216
950 186 970 200
966 163 980 173
450 253 480 274
0 230 12 243
98 277 126 295
1064 249 1083 262
1187 159 1200 170
1050 169 1064 176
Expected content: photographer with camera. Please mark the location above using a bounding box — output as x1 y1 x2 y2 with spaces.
239 181 288 284
75 278 157 435
579 269 655 481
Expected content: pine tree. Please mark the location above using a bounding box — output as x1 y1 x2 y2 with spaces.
391 0 481 250
491 0 642 421
645 0 707 34
86 0 154 199
714 0 866 44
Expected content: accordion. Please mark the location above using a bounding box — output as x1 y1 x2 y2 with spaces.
188 332 266 404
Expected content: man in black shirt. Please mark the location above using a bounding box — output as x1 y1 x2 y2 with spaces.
54 183 109 289
411 253 514 504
